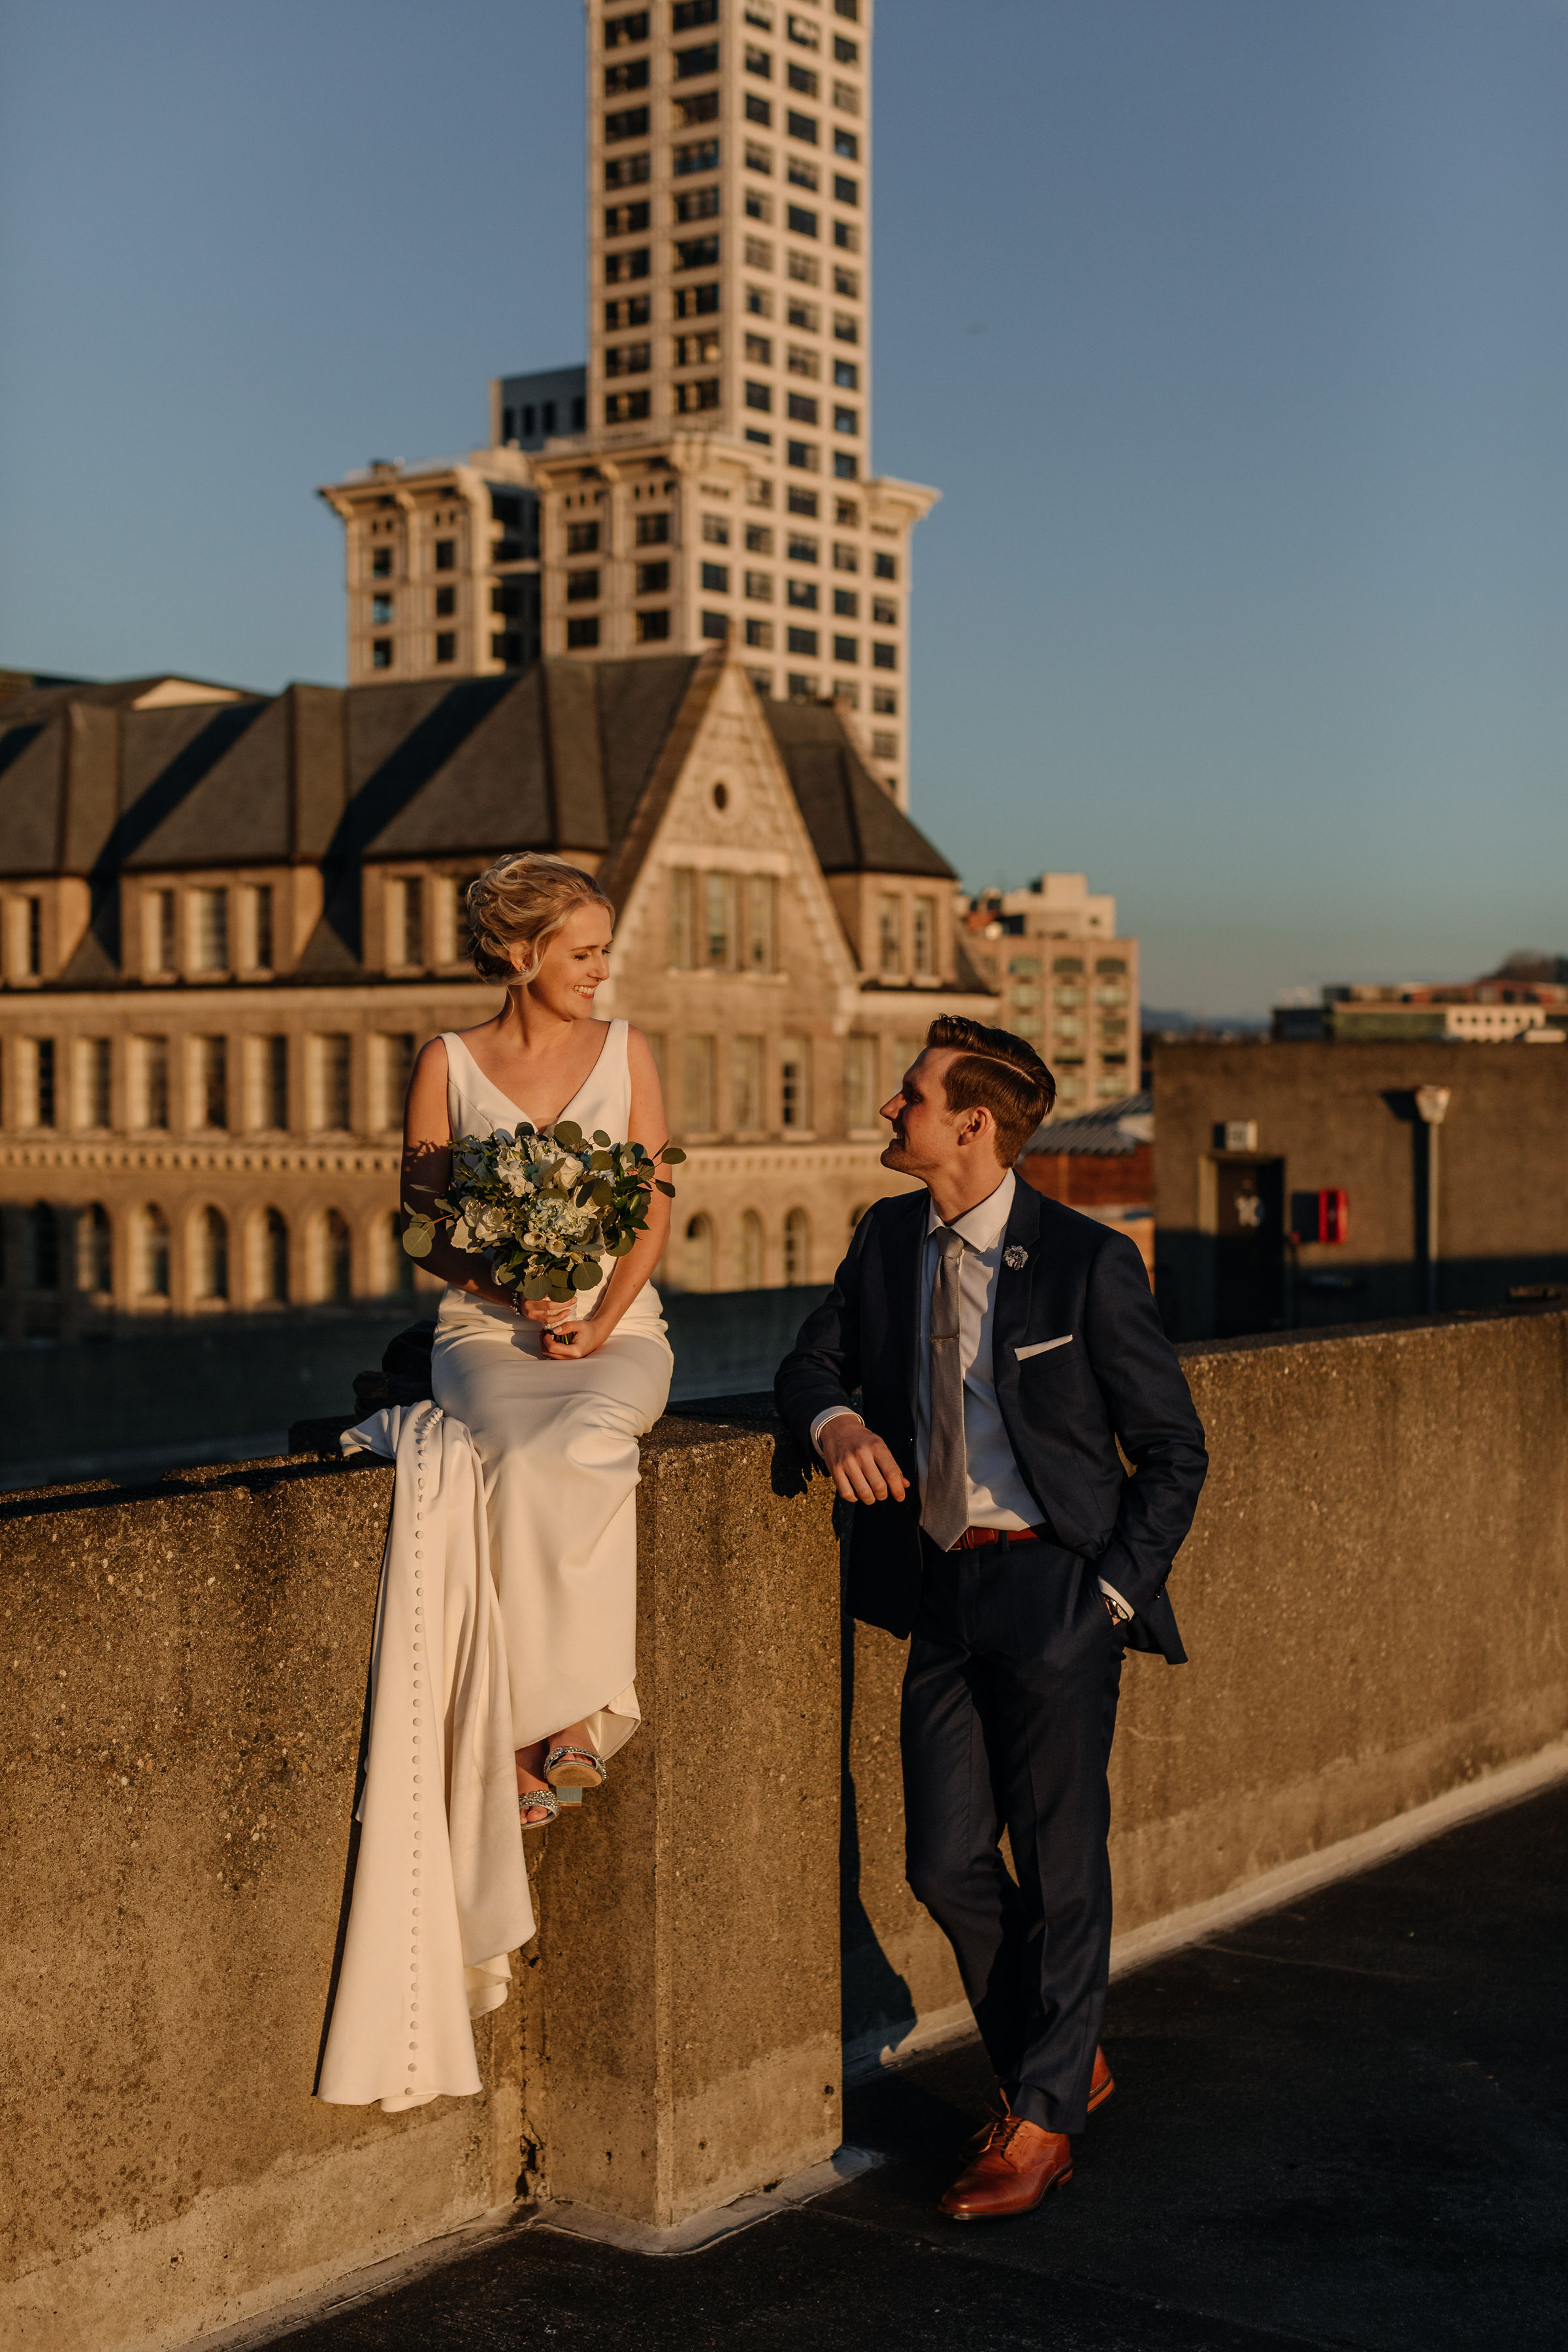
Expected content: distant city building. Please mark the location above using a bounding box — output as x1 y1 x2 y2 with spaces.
319 0 937 809
0 655 995 1339
491 366 589 451
319 450 543 691
1153 1037 1568 1341
1275 964 1568 1044
961 873 1139 1116
1019 1090 1154 1278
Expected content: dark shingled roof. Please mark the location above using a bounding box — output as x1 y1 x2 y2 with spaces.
2 660 964 980
0 674 259 725
762 699 955 879
1024 1092 1152 1156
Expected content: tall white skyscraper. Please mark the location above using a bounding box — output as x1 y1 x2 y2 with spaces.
324 0 938 807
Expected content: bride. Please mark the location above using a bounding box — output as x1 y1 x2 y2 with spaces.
400 853 674 1827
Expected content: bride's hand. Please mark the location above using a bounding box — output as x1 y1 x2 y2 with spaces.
519 1296 576 1327
540 1316 608 1361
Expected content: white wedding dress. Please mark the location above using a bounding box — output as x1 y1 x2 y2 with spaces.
431 1020 673 1763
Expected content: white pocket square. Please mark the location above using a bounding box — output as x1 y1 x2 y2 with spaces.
1016 1335 1073 1361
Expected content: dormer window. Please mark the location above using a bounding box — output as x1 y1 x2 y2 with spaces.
191 887 229 974
878 891 903 977
912 894 937 979
389 875 425 968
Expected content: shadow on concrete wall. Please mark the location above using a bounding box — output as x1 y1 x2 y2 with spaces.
838 1496 917 2063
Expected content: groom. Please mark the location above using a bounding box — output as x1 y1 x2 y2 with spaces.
776 1016 1207 2219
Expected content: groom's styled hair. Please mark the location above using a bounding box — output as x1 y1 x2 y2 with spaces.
924 1015 1055 1164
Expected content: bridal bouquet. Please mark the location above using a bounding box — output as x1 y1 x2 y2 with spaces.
401 1120 685 1307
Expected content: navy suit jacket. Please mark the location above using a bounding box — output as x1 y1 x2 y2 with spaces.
774 1182 1207 1663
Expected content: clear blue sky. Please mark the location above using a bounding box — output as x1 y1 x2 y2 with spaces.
2 0 1563 1013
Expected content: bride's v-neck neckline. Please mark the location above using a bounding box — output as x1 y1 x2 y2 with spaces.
448 1023 615 1130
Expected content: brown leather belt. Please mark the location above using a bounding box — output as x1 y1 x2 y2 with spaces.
950 1524 1049 1552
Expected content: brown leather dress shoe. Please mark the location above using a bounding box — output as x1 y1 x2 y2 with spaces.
1088 2043 1115 2114
939 2108 1073 2221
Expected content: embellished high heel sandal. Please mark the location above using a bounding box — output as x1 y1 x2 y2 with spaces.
544 1743 607 1791
518 1784 559 1831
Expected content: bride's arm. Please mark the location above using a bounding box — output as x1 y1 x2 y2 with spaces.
541 1025 674 1358
400 1038 521 1311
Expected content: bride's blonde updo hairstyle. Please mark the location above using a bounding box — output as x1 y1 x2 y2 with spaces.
465 853 613 985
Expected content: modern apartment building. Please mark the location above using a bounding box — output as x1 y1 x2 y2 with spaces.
962 874 1140 1117
320 0 938 809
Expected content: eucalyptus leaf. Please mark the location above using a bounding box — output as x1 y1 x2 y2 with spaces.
570 1261 603 1290
554 1120 583 1151
592 1130 610 1147
655 1179 676 1198
401 1215 435 1260
523 1273 549 1300
660 1147 687 1165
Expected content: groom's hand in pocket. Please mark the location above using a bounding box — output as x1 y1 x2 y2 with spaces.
819 1416 909 1506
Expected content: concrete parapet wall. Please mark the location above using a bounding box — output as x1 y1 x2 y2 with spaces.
843 1306 1568 2054
3 1307 1566 2349
1 1418 841 2351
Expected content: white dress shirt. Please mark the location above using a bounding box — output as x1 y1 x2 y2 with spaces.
812 1171 1134 1621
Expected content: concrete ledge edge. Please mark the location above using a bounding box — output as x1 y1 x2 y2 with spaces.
532 2142 883 2258
176 2146 885 2348
847 1737 1568 2087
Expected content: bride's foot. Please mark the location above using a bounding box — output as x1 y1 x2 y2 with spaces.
515 1742 557 1831
544 1720 607 1791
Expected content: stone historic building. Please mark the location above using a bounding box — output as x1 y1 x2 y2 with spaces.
0 654 993 1340
319 0 936 810
962 872 1139 1118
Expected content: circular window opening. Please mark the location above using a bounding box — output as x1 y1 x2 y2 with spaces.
712 782 729 811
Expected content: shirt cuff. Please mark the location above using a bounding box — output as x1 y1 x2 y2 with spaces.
1097 1578 1135 1624
810 1407 864 1458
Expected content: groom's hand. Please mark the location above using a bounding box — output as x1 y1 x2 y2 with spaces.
819 1416 909 1505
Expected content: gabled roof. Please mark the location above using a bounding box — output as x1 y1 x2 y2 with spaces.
761 699 954 879
2 659 966 979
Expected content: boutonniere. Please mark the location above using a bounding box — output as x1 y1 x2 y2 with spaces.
1004 1245 1028 1271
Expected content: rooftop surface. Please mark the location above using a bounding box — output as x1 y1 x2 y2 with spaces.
267 1778 1565 2352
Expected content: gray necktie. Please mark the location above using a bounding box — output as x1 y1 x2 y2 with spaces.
921 1227 969 1554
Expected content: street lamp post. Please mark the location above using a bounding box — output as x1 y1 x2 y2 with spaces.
1414 1085 1451 1315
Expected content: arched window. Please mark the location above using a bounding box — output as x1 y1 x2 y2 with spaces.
316 1209 353 1303
77 1203 112 1295
27 1201 59 1290
379 1209 414 1297
137 1205 170 1298
251 1208 289 1303
737 1208 764 1290
783 1206 810 1286
682 1212 714 1294
193 1205 229 1301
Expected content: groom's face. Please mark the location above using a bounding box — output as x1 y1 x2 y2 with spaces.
881 1049 988 1183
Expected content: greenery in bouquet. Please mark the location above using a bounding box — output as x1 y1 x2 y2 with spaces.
402 1120 685 1306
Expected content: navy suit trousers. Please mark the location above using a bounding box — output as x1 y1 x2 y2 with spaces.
901 1534 1124 2136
